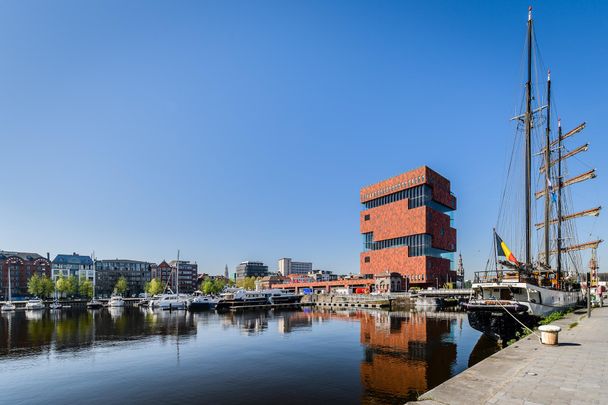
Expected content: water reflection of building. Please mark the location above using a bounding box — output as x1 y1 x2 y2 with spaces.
276 312 313 334
358 311 457 402
221 311 269 335
0 309 197 357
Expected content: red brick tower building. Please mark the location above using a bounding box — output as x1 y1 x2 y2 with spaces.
360 166 457 288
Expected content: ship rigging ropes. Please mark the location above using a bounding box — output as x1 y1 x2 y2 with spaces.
488 14 599 276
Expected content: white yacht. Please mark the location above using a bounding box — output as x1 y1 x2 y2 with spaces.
188 292 218 311
262 289 302 305
152 293 189 310
25 298 45 310
108 295 125 307
216 289 269 311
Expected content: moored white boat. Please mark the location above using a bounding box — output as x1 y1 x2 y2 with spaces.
108 295 125 307
152 293 189 310
188 291 218 311
25 298 45 310
216 289 269 311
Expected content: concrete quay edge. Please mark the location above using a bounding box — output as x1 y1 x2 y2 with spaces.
407 306 607 405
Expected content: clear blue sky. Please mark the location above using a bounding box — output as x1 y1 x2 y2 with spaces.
1 1 606 278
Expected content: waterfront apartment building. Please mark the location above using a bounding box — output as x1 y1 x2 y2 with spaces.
236 261 269 280
360 166 457 288
277 258 313 276
168 260 198 294
0 251 51 299
51 253 95 282
94 259 154 297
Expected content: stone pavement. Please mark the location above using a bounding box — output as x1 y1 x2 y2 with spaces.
408 306 608 405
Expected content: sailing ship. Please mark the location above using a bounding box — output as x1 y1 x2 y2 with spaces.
464 7 602 340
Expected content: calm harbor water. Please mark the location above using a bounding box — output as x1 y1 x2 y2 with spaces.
0 307 499 404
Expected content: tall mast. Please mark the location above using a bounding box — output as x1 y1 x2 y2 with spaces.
557 119 563 284
176 249 180 295
524 6 533 267
7 264 11 302
543 70 552 266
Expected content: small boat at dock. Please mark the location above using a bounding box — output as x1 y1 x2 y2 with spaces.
188 293 218 311
25 298 45 310
108 295 125 307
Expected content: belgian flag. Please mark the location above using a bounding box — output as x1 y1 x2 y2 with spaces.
495 232 520 266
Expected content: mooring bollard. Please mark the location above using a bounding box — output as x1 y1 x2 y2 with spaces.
538 325 561 345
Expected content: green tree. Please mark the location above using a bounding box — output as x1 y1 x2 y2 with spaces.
145 278 164 296
40 275 55 298
237 276 257 290
79 279 94 299
213 279 227 293
27 274 42 297
202 280 214 295
55 276 67 297
66 275 79 297
115 276 128 296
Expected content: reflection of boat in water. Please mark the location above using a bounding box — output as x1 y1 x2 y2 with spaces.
467 333 501 368
463 8 597 341
25 298 45 310
25 309 44 321
108 307 124 320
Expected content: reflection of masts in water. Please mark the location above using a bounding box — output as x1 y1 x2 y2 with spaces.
176 316 180 366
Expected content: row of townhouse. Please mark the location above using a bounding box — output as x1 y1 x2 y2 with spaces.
0 250 198 299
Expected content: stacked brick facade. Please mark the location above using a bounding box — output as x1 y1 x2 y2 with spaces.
360 166 457 288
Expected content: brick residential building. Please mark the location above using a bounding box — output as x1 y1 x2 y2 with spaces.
168 260 198 294
0 251 51 299
360 166 457 288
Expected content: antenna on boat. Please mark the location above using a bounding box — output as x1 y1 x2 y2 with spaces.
524 5 533 268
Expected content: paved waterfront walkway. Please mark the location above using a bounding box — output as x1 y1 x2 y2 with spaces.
408 306 608 405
